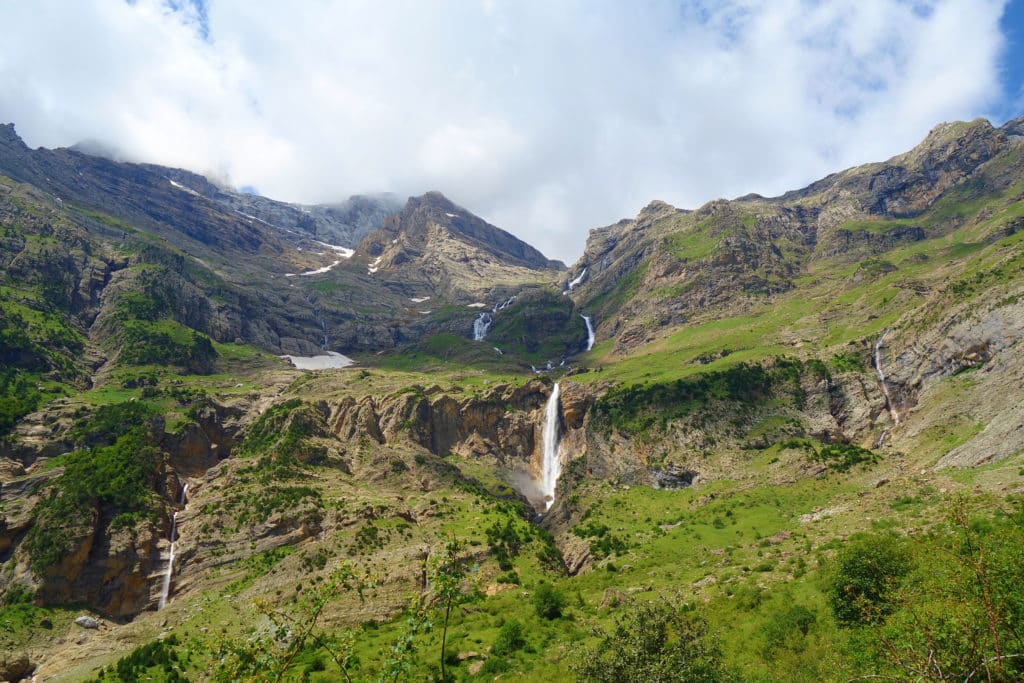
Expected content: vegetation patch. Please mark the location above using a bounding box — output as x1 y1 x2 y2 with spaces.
591 359 808 436
24 425 161 573
117 319 218 374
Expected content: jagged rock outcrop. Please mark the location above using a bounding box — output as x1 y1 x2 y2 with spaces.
357 192 564 300
0 397 246 617
330 380 553 466
32 515 162 618
882 287 1024 467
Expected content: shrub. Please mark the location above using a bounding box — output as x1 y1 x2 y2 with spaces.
533 582 566 620
827 533 912 625
760 604 816 656
24 425 160 573
493 620 526 656
571 598 727 682
481 656 510 674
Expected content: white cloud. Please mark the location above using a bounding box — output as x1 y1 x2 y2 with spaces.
0 0 1012 263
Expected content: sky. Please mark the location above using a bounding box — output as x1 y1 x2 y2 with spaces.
1 0 1023 264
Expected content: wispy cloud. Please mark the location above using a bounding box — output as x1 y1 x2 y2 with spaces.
0 0 1012 262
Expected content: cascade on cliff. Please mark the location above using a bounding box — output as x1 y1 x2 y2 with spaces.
158 483 188 610
493 296 516 312
472 312 493 341
540 383 562 511
581 314 595 352
874 332 901 426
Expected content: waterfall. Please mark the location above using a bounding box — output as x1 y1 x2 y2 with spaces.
540 383 562 511
566 267 587 291
581 314 595 352
472 312 493 341
874 332 900 426
493 296 516 312
158 483 188 610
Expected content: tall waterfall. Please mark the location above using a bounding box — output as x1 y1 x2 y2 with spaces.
540 383 562 511
874 332 900 426
158 483 188 610
472 312 493 341
581 314 595 352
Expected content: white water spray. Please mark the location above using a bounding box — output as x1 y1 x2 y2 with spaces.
493 296 516 312
540 383 562 511
158 483 188 610
566 268 587 291
472 312 493 341
874 332 900 426
581 315 595 352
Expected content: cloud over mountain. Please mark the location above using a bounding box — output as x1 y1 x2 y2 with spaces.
0 0 1013 262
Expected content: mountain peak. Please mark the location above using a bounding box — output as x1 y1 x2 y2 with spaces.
0 123 28 151
356 192 563 297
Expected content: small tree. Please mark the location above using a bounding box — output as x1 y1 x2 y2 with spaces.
870 497 1024 682
493 620 527 656
826 532 912 626
214 564 368 683
533 582 566 620
428 535 478 683
572 598 728 682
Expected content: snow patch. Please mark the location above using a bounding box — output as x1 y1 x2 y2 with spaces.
368 256 383 274
302 260 342 276
314 241 355 258
445 212 457 218
410 296 431 303
467 302 487 308
282 352 355 370
168 179 200 197
286 260 342 277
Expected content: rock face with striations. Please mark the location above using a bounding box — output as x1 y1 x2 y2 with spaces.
357 192 565 299
566 117 1024 355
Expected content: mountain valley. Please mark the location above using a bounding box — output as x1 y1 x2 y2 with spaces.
0 116 1023 682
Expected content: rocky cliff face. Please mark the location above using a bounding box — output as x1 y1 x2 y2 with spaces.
567 117 1024 355
357 192 564 300
0 397 247 616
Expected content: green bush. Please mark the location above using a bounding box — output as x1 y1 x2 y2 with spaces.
760 604 816 656
481 656 510 674
827 532 912 626
118 320 217 374
866 499 1024 682
68 400 159 448
813 442 879 472
533 582 566 620
493 619 526 656
0 369 43 434
571 599 727 682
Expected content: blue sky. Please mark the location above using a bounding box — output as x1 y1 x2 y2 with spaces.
998 0 1024 119
1 0 1021 262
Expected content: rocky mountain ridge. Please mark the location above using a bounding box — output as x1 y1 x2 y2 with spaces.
565 116 1024 352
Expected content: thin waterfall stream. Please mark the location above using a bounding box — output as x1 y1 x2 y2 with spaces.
581 315 595 352
158 483 188 610
540 383 562 511
874 332 900 426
